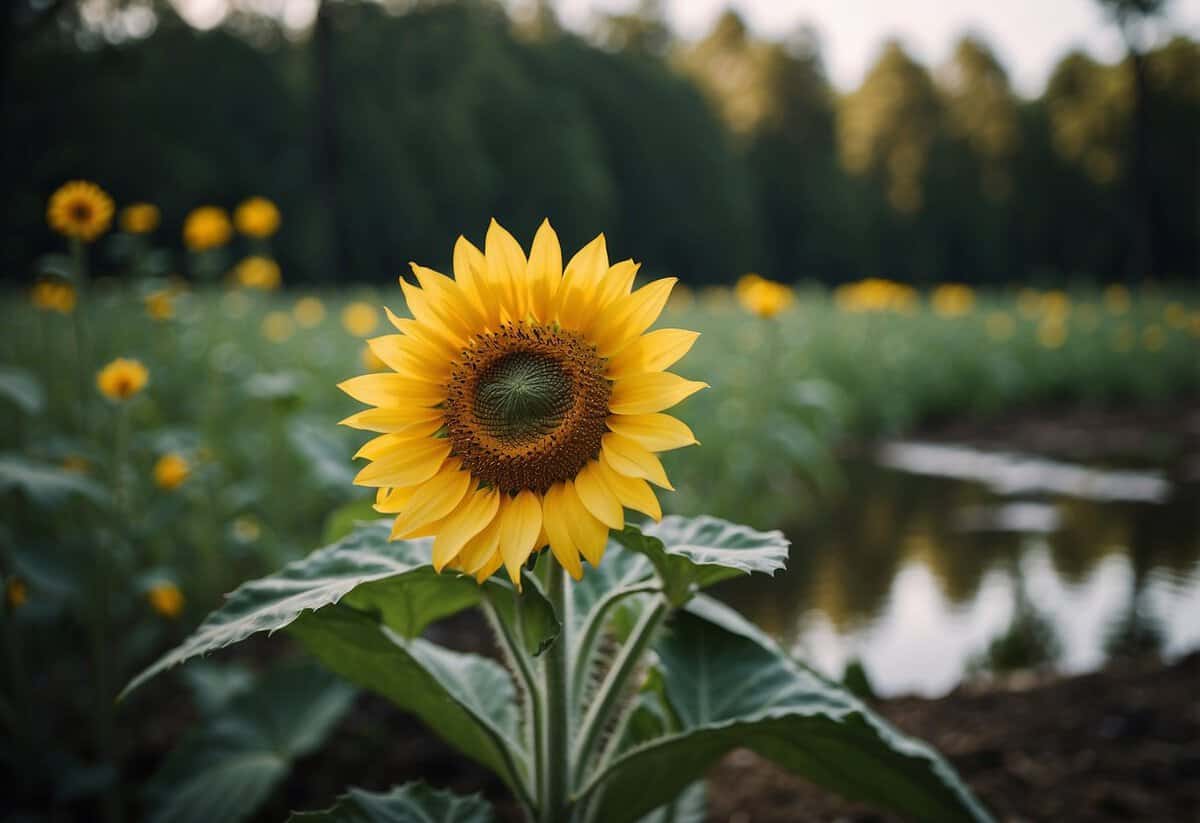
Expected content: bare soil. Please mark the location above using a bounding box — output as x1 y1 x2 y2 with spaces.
705 653 1200 822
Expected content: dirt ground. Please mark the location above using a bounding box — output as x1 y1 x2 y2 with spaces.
705 653 1200 823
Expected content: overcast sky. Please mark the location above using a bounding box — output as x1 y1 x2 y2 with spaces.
557 0 1200 95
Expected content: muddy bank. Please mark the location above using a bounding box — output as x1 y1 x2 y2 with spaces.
707 653 1200 822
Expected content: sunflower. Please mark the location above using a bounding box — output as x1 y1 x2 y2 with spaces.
234 196 281 238
31 280 77 314
736 273 794 318
120 203 160 235
153 453 190 490
47 181 114 242
340 219 705 586
96 358 149 401
183 206 232 252
144 290 174 320
234 255 282 290
147 583 184 619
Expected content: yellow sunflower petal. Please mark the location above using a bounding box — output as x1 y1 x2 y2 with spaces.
410 262 487 334
560 480 609 567
601 432 673 489
607 329 700 378
541 483 583 580
400 280 466 347
458 512 504 574
339 374 446 408
339 406 445 433
385 310 462 361
354 432 426 461
609 372 707 415
453 236 499 328
431 487 501 571
473 550 505 583
596 260 640 309
606 413 698 452
592 277 677 357
353 439 451 488
573 461 624 530
554 233 608 331
365 335 449 382
486 219 529 322
598 457 662 521
497 490 543 587
527 219 563 323
374 485 415 513
390 461 473 539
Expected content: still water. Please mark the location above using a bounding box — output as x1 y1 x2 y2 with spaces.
717 441 1200 698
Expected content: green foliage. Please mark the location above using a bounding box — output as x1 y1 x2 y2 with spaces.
288 606 531 798
0 367 45 414
145 661 356 823
613 514 788 604
126 516 988 823
0 453 109 507
582 597 991 823
288 782 496 823
123 520 557 696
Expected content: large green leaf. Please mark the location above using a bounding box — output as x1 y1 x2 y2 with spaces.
288 782 495 822
583 596 992 823
123 521 556 697
613 515 788 604
145 661 356 823
288 606 530 798
0 367 44 415
0 454 109 507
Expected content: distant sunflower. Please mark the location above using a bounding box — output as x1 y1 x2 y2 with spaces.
341 220 705 585
47 181 114 242
183 206 232 251
234 196 281 238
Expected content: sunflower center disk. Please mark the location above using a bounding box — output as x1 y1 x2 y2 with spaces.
445 324 611 495
474 353 572 444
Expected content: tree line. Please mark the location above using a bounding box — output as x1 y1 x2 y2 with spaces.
3 0 1197 286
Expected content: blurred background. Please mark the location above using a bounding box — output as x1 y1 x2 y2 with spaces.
3 0 1200 821
4 0 1199 285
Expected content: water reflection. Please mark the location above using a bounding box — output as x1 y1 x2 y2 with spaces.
715 448 1200 697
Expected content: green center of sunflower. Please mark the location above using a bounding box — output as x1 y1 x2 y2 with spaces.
474 352 572 444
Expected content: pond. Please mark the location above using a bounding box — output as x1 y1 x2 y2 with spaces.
716 440 1200 697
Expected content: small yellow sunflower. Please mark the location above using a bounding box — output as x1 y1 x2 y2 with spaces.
234 197 281 238
736 273 794 318
96 358 149 401
931 284 976 317
31 280 77 314
120 203 160 235
340 219 705 585
341 301 379 336
183 206 232 252
47 181 114 242
144 290 174 320
293 296 326 328
234 256 282 290
153 453 190 490
147 583 184 619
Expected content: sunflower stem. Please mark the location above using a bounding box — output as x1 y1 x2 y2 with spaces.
571 595 667 785
537 556 571 823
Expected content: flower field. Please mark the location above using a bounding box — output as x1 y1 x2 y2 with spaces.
3 198 1199 821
